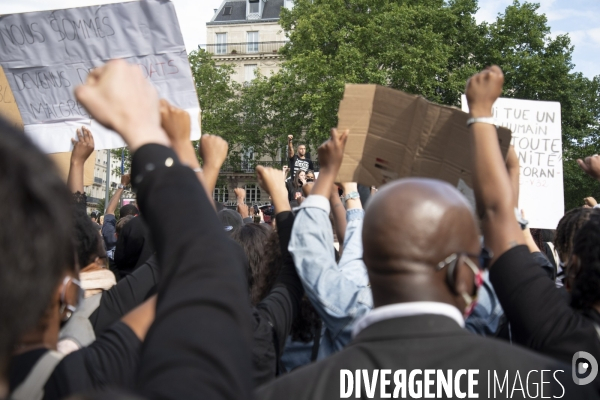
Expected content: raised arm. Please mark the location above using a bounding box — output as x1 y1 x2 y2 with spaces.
287 135 294 159
466 66 524 263
67 127 95 194
255 166 304 357
106 174 130 215
288 129 372 352
199 134 229 199
76 59 253 400
506 145 520 209
234 188 249 219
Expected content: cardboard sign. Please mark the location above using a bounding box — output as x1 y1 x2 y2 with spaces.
0 66 95 185
462 96 563 229
336 84 512 210
0 0 200 153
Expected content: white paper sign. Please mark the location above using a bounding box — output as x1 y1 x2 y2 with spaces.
0 0 200 153
462 95 563 229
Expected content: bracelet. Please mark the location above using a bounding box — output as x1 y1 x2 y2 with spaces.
192 167 202 173
117 184 125 189
466 117 498 128
343 191 360 202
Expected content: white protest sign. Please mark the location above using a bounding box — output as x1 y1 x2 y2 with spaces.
461 96 563 229
0 0 200 153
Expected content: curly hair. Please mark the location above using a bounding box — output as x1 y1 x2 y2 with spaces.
554 207 598 261
570 213 600 310
73 208 105 267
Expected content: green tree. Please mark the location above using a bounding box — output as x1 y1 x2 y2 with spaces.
251 0 600 210
476 1 600 210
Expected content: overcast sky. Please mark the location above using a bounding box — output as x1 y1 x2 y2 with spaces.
2 0 598 78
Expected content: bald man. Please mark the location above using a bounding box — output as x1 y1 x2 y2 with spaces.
256 115 590 400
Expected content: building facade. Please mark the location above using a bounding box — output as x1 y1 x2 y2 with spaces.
204 0 292 206
84 149 134 214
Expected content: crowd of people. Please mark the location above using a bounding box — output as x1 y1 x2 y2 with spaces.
2 62 600 399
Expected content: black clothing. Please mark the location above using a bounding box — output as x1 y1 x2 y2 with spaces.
286 179 303 202
90 256 160 336
257 314 593 399
9 322 141 399
251 211 304 386
131 144 254 399
490 245 600 387
288 155 313 181
114 216 154 278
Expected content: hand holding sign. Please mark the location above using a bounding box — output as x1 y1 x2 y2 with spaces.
75 60 169 151
465 66 504 118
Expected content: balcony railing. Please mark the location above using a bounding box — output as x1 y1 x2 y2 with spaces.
201 41 287 56
220 160 319 173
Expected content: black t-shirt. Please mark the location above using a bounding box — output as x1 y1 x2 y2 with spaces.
9 321 141 399
288 155 313 180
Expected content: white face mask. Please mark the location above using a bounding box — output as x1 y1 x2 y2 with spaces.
59 276 84 322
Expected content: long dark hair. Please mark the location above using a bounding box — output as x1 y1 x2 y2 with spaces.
292 170 306 189
230 223 279 305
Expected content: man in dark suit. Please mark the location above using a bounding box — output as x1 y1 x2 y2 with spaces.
256 112 594 398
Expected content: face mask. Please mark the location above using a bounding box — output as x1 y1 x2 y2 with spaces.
436 253 483 318
59 276 84 322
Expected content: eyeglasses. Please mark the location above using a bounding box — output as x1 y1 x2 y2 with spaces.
59 276 84 322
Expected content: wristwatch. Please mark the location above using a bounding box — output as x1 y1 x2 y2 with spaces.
117 184 125 189
343 191 360 203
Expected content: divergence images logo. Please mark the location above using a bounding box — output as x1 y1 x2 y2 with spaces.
572 351 598 385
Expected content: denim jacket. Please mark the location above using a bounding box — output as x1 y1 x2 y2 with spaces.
289 195 373 359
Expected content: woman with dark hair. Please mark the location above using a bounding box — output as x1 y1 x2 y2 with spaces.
230 166 304 386
286 170 306 205
231 223 277 305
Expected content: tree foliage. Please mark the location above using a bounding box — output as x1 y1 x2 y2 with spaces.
190 0 600 211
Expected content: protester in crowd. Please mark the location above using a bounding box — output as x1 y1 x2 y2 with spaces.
305 170 315 182
90 211 101 230
257 119 589 399
0 117 76 399
554 207 598 287
5 125 156 399
226 166 302 385
73 59 254 399
286 170 306 205
98 215 104 227
288 134 314 180
101 173 132 268
463 67 600 386
231 223 276 305
113 203 154 278
287 129 372 359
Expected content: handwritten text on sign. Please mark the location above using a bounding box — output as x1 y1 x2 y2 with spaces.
0 1 200 153
461 96 563 230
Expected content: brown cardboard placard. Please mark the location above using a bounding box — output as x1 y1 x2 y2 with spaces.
336 84 511 194
0 66 96 186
